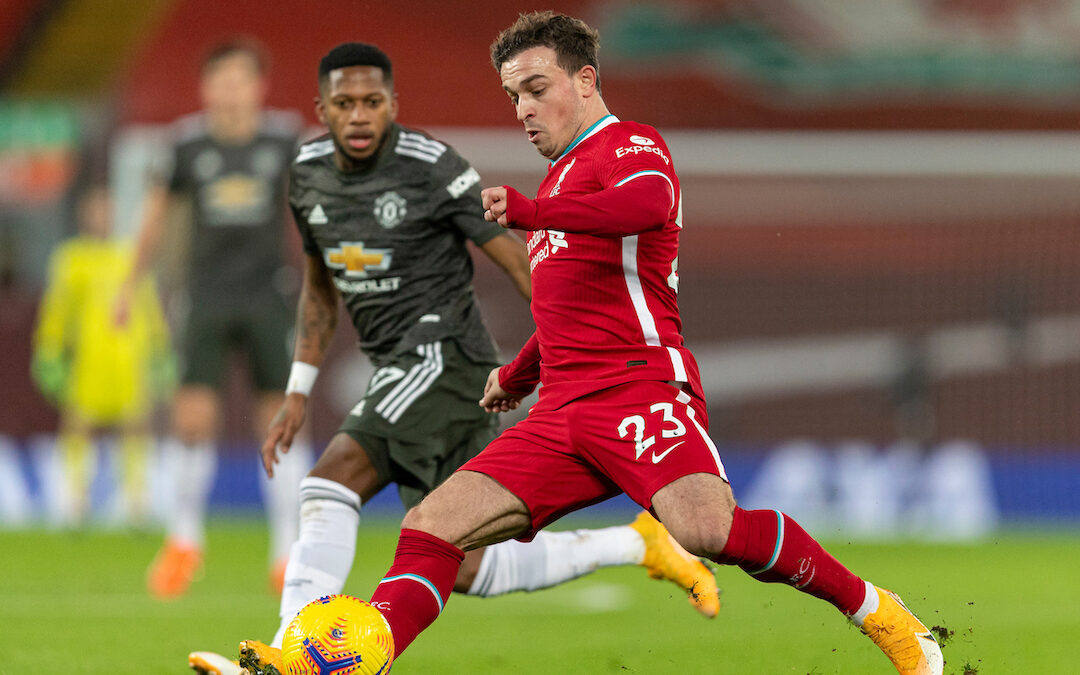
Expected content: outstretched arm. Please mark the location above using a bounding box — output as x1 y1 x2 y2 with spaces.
482 176 672 237
262 252 339 476
115 185 170 325
130 184 171 282
479 232 531 301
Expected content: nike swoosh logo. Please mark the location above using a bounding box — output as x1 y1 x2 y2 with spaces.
652 440 685 464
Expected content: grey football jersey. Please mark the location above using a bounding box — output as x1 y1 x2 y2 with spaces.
289 123 505 366
163 110 300 303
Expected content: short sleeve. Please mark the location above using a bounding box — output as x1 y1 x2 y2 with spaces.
291 204 320 255
598 126 676 202
158 141 183 193
288 167 320 255
153 116 199 194
430 148 505 246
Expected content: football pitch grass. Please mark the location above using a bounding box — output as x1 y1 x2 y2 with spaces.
1 516 1076 674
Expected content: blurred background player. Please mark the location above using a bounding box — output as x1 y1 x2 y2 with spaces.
32 184 175 527
187 42 719 675
117 38 312 598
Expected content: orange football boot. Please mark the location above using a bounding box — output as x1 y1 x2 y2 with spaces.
630 511 721 618
238 640 283 675
860 586 944 675
147 538 202 599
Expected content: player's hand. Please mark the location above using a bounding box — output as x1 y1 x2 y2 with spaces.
481 187 510 228
479 366 523 413
261 393 307 478
30 353 68 403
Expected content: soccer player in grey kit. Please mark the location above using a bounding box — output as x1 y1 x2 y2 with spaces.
120 39 312 600
188 42 718 675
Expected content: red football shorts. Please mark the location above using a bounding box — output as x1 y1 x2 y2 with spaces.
459 380 728 538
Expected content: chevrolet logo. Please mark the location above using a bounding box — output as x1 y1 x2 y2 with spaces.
324 242 392 278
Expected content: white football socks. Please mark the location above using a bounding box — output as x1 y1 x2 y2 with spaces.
260 441 314 565
271 477 361 649
163 438 216 548
466 525 646 597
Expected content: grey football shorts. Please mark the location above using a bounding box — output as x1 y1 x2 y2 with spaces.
338 339 499 508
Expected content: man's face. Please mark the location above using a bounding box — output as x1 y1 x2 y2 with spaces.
500 46 587 160
200 53 266 117
317 66 397 167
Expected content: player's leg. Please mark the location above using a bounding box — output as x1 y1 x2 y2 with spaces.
115 414 153 528
190 432 386 675
652 472 870 609
439 415 715 615
573 380 873 614
56 407 96 526
459 523 646 594
569 380 940 673
654 474 942 675
460 513 719 615
147 308 226 598
425 416 653 598
372 469 531 657
267 432 387 648
256 345 446 661
370 406 625 659
247 295 314 592
147 383 220 598
255 389 312 593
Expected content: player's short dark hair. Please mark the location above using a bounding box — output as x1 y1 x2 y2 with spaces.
318 42 393 90
201 37 269 76
490 11 601 93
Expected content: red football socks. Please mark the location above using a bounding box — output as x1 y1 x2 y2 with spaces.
369 528 465 657
716 507 866 616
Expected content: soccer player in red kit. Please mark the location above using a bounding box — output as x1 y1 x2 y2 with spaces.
369 12 943 674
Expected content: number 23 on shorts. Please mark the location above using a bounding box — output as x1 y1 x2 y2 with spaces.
618 401 689 464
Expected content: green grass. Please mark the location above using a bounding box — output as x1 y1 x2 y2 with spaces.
0 517 1075 673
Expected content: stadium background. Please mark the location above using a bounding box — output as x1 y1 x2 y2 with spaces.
2 0 1080 535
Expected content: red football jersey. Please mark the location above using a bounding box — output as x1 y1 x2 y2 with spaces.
500 115 703 411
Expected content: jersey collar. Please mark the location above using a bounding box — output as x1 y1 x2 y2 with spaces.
549 114 619 168
370 122 401 171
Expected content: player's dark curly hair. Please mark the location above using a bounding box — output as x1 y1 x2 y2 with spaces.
201 37 269 76
318 42 393 90
490 11 602 94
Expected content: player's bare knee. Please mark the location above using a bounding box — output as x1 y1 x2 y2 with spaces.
400 501 445 538
652 473 736 556
171 387 218 444
665 514 732 558
172 414 214 445
309 434 384 501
